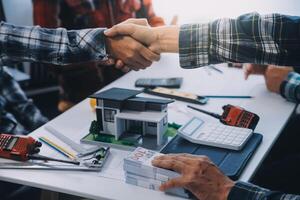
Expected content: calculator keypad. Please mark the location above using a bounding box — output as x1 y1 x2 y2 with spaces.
178 117 253 150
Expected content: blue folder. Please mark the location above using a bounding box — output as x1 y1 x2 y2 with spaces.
161 133 263 180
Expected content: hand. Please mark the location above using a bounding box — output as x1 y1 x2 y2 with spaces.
105 18 179 53
264 65 293 93
105 35 160 71
114 60 130 73
243 64 268 80
152 154 235 200
96 58 130 73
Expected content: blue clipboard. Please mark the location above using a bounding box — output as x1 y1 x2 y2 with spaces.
161 133 263 180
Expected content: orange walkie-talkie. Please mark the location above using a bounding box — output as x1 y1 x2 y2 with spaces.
187 104 260 130
0 133 79 165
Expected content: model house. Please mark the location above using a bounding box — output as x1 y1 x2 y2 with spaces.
90 88 174 146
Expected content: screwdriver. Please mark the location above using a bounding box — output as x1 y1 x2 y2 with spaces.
27 154 80 165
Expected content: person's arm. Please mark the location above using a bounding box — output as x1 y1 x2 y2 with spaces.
280 72 300 103
151 154 300 200
179 12 300 68
0 21 159 69
0 69 48 131
0 21 107 66
229 181 300 200
105 13 300 68
243 64 300 103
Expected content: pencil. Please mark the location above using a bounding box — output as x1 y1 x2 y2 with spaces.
39 137 76 160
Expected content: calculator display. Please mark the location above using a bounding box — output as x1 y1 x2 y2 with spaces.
181 118 203 136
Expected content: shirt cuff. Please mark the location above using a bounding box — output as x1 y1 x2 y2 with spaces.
179 23 210 69
281 72 300 103
58 28 109 65
228 181 269 200
87 28 109 61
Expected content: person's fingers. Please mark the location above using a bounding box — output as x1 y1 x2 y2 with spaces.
170 154 211 163
122 18 149 26
139 47 160 62
126 60 141 71
121 56 141 71
104 24 136 37
149 43 162 54
115 60 124 69
128 44 153 68
126 55 150 71
159 177 186 191
154 155 211 167
152 159 186 174
106 58 115 65
96 57 115 66
243 64 253 80
121 65 130 73
115 61 130 72
134 53 152 69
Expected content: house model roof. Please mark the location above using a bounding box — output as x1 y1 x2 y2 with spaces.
90 88 142 101
127 97 174 105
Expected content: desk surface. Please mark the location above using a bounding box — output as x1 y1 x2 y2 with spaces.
0 54 296 200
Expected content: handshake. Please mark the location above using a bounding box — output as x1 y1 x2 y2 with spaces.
104 19 179 72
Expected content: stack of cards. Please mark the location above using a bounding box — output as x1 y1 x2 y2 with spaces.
123 147 190 198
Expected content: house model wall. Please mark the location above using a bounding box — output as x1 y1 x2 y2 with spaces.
90 88 174 146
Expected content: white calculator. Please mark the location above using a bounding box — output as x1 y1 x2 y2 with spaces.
178 117 253 150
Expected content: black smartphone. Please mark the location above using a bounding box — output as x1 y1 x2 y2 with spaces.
135 77 183 88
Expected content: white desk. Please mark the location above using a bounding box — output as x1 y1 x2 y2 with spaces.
0 54 296 200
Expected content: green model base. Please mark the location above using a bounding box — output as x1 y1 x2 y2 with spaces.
81 122 181 150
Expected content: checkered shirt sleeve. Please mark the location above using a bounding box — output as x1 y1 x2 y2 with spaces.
179 13 300 68
281 72 300 103
229 181 300 200
0 21 107 66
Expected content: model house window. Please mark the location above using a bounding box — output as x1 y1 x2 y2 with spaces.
148 122 157 127
97 100 103 107
104 109 116 122
163 116 168 126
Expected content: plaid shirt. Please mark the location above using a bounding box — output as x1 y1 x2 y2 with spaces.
229 181 300 200
281 72 300 103
180 13 300 199
179 12 300 103
0 21 107 66
0 68 48 134
0 21 108 134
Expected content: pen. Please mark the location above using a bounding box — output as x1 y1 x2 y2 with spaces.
208 65 224 74
204 95 252 99
39 137 76 160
